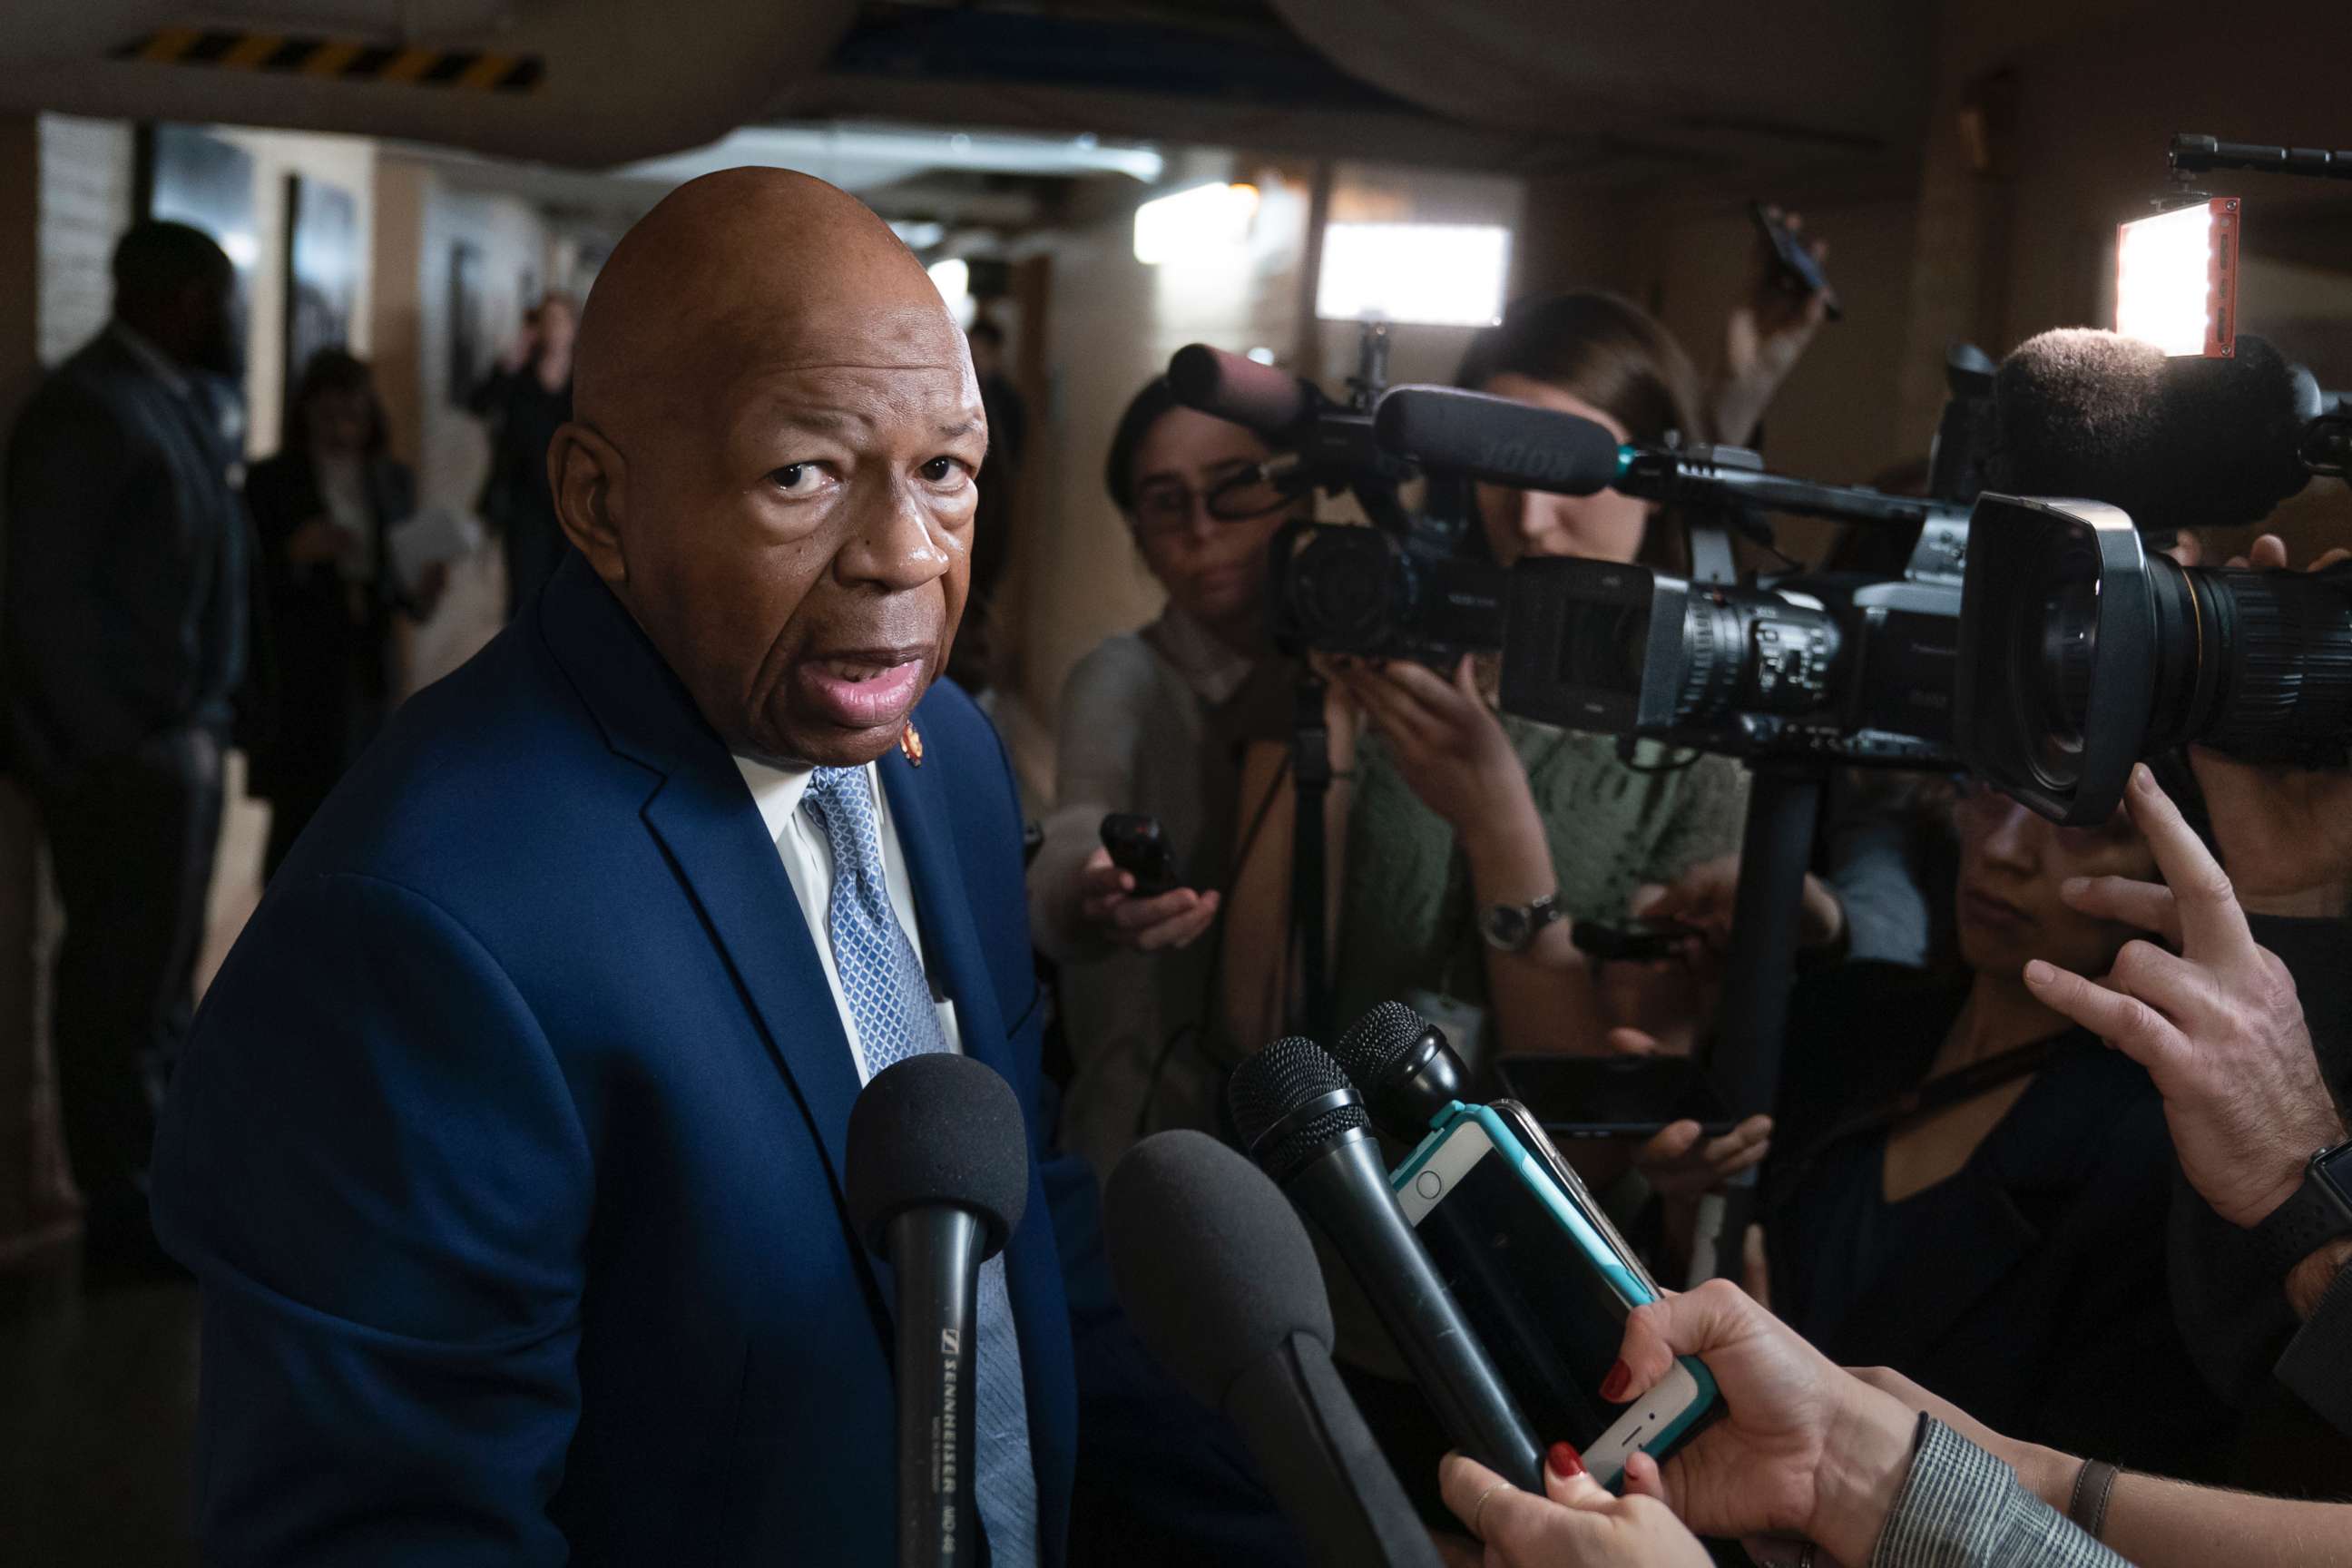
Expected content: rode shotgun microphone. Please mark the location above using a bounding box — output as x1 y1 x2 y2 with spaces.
1374 385 1964 531
1228 1037 1544 1491
845 1054 1031 1568
1328 999 1469 1141
1106 1132 1441 1568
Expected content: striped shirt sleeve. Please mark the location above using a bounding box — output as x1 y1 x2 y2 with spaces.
1870 1416 2128 1568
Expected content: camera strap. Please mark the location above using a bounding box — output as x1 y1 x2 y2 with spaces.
1770 1029 2077 1201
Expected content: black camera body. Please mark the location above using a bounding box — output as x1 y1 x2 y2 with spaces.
1269 518 1507 665
1497 542 1965 768
1955 495 2352 823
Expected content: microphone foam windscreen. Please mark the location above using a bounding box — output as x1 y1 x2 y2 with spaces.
844 1054 1029 1259
1167 343 1311 435
1992 328 2313 534
1228 1036 1368 1183
1991 328 2171 516
1328 1000 1430 1088
1103 1130 1333 1409
2155 335 2316 525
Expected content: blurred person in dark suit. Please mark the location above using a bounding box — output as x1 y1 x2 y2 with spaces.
152 169 1301 1566
2 218 248 1278
246 348 447 878
469 291 575 617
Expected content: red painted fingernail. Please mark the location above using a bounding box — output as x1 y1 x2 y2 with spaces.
1547 1441 1584 1479
1599 1360 1632 1401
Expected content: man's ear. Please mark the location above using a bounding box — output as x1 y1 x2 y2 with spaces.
550 421 629 585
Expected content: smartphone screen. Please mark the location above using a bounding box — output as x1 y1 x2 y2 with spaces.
1401 1129 1636 1453
1496 1054 1734 1135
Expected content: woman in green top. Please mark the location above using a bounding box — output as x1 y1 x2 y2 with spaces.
1228 279 1828 1104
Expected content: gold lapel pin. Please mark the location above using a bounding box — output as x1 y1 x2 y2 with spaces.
899 720 925 767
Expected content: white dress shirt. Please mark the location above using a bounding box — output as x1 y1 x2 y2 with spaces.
732 755 962 1082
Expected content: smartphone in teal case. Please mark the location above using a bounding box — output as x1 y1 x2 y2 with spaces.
1391 1100 1719 1487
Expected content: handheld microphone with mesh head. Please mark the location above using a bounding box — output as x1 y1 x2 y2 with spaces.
1106 1132 1441 1568
845 1054 1031 1568
1228 1037 1544 1492
1328 1000 1470 1142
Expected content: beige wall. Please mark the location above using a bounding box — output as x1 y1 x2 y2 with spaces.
1005 152 1313 757
397 167 556 693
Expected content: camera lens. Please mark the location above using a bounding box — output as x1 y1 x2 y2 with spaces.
1286 527 1397 652
2146 560 2352 764
2012 531 2103 791
1557 603 1649 696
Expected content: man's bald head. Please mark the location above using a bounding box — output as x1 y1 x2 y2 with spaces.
574 169 949 441
550 168 988 767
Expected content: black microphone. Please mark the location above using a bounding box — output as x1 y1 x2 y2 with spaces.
1372 385 1624 495
1106 1132 1441 1568
1374 384 1964 530
845 1054 1031 1568
1228 1036 1544 1491
1328 999 1469 1142
1991 328 2321 534
1169 343 1321 437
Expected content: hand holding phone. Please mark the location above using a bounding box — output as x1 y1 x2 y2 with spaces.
1099 812 1179 896
1395 1110 1718 1487
1079 815 1219 953
1496 1054 1740 1140
1749 201 1842 320
1572 921 1700 965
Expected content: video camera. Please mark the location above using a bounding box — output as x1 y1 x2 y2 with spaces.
1947 327 2352 823
1167 332 1504 667
1367 385 1972 768
1957 496 2352 824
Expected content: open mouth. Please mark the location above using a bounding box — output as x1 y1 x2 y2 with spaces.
797 647 929 730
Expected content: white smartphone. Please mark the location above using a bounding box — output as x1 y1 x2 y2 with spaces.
1394 1110 1716 1488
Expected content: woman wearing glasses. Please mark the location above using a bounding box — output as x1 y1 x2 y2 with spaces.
1028 376 1301 1181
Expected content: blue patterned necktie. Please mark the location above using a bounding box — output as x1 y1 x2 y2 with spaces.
802 765 1040 1568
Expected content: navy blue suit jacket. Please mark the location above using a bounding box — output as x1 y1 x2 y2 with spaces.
154 555 1078 1563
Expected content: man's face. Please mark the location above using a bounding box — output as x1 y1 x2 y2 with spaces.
190 267 244 380
618 307 988 768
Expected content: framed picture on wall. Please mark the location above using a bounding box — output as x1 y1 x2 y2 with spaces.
448 240 485 405
284 174 358 421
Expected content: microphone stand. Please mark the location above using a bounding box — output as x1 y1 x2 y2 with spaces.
1687 762 1820 1285
1672 512 1820 1286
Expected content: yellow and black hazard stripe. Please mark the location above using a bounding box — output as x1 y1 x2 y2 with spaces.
111 30 544 93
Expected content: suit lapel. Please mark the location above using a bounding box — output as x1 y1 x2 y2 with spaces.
640 763 868 1196
537 559 867 1201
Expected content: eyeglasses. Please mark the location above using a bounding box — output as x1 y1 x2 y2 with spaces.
1132 466 1290 540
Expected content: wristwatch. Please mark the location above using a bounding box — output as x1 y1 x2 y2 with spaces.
2253 1138 2352 1273
1480 893 1563 954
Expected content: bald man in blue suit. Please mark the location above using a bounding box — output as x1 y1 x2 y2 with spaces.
153 171 1298 1565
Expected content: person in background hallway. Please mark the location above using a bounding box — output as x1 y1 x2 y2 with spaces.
469 291 575 617
969 317 1027 474
948 316 1026 693
1 219 249 1280
247 349 447 878
1028 377 1296 1181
